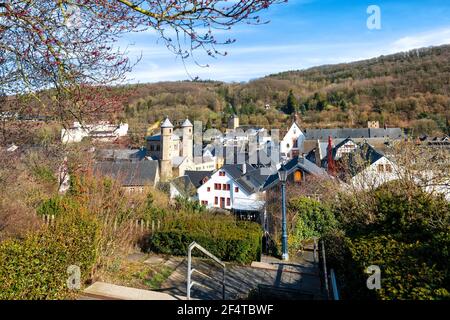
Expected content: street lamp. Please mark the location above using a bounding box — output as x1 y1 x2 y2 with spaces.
278 165 289 261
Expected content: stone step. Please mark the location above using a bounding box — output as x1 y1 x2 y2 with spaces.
81 281 187 300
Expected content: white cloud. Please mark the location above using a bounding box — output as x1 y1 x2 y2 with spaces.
124 26 450 83
390 27 450 52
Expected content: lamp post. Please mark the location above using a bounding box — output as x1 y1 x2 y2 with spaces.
278 165 289 261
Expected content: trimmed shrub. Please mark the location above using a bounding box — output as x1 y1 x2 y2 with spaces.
0 211 100 300
323 231 450 300
145 214 262 264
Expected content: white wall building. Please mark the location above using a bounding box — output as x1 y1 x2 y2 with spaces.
281 120 305 159
350 153 400 190
197 165 265 211
61 121 128 143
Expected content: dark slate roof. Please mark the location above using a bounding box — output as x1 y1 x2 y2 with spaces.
322 138 355 163
220 163 274 194
171 175 197 198
263 157 329 190
184 170 213 188
217 145 279 166
93 160 159 186
304 128 403 140
338 143 385 177
221 163 245 180
146 134 161 142
96 148 147 162
235 167 276 194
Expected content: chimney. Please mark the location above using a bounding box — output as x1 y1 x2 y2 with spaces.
242 163 247 175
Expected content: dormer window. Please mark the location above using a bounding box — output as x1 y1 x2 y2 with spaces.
294 170 302 183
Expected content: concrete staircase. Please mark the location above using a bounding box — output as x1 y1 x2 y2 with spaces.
157 244 326 300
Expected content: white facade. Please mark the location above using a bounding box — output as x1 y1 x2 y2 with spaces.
281 122 305 158
351 156 400 190
193 157 216 171
197 169 260 210
335 140 358 160
61 122 128 143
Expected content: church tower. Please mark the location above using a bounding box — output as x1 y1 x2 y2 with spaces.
160 117 173 181
181 118 193 160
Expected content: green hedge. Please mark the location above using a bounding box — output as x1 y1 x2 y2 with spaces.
323 231 450 300
145 214 262 264
0 212 100 300
348 235 450 300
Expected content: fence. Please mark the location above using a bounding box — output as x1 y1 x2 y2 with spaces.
40 214 161 234
128 219 161 234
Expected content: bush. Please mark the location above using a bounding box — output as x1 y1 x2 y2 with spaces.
323 183 450 300
0 211 100 299
36 196 81 217
373 183 450 240
289 197 337 250
347 235 449 300
145 214 262 264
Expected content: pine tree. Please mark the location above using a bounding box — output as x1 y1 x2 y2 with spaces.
285 89 297 115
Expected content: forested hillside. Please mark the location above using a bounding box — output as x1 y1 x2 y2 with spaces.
120 45 449 140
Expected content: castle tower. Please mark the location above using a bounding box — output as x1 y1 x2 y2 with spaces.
160 117 173 181
181 118 193 160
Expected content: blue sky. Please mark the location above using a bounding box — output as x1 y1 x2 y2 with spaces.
121 0 450 83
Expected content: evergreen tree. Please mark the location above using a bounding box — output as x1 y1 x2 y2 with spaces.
300 104 307 116
284 89 297 114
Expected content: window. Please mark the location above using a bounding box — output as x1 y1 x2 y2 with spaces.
235 187 239 193
294 170 302 183
385 164 393 173
226 198 230 206
222 184 227 190
227 184 231 190
377 164 384 172
201 200 208 205
214 197 218 205
219 171 225 177
214 183 221 190
207 187 211 192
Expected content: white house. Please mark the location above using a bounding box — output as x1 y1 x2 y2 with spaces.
61 121 128 143
197 164 268 212
346 144 400 190
280 117 305 159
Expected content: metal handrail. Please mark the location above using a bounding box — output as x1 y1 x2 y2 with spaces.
187 242 226 300
330 268 340 300
313 238 318 263
321 240 330 299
